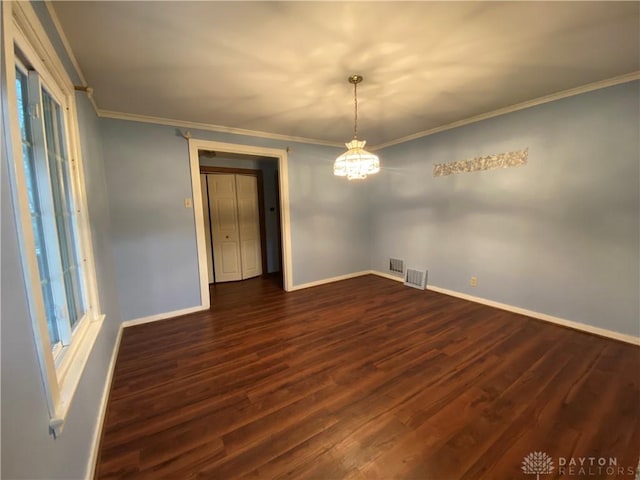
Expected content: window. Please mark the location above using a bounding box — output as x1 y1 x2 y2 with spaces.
16 60 90 355
3 1 104 436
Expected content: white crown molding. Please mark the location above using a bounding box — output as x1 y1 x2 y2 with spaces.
371 71 640 151
44 1 86 84
98 109 344 148
98 71 640 151
42 0 317 149
34 4 640 153
40 1 338 148
44 1 100 115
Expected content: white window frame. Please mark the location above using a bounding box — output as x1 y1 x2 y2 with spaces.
2 1 104 436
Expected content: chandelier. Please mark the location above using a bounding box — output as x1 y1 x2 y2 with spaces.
333 74 380 180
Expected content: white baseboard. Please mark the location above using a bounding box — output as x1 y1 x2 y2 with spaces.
85 304 208 477
122 305 209 328
369 270 640 346
370 270 405 282
289 270 373 291
86 324 123 480
83 269 638 479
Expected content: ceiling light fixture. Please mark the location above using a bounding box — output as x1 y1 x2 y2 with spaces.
333 74 380 180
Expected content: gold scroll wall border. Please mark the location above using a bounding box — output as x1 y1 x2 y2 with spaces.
433 148 528 177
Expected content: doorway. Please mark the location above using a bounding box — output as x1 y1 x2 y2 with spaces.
187 139 292 308
200 168 267 283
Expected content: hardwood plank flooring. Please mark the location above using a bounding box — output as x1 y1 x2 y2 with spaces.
96 275 640 479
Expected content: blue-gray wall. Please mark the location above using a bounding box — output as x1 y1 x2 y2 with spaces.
100 119 370 320
2 4 638 479
1 4 122 479
1 74 122 480
370 81 640 337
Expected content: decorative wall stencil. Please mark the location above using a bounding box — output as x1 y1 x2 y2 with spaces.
433 148 528 177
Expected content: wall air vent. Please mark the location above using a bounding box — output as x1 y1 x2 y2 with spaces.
389 258 404 274
404 268 427 290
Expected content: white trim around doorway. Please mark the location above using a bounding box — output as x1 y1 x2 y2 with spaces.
187 139 293 300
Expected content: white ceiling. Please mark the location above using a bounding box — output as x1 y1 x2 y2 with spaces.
52 1 640 147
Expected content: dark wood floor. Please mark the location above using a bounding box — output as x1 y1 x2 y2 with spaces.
96 275 640 479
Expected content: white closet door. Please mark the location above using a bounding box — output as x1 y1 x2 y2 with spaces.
236 175 262 279
207 174 242 282
200 175 214 283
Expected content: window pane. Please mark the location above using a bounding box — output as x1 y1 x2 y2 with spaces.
15 68 60 345
41 88 86 328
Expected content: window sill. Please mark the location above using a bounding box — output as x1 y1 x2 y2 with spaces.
49 314 105 437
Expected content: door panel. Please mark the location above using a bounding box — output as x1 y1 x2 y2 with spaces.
215 198 238 230
207 174 242 282
220 241 241 273
241 239 259 271
236 175 262 279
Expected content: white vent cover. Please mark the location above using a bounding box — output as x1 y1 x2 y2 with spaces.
404 268 427 290
389 258 404 274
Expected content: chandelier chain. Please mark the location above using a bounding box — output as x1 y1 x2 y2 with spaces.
353 80 358 139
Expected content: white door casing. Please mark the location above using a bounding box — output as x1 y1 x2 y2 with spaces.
207 174 242 282
200 175 214 283
236 175 262 280
187 138 291 303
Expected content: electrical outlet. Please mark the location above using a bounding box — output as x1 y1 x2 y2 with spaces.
470 276 478 287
